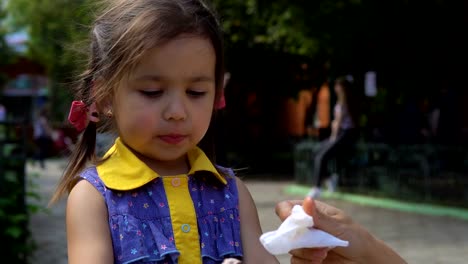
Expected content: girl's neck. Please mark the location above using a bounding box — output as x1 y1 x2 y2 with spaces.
135 151 190 176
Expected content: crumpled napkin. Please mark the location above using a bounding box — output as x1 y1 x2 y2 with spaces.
221 258 242 264
260 205 349 255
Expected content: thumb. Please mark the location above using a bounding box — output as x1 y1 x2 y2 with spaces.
302 196 317 218
312 200 350 235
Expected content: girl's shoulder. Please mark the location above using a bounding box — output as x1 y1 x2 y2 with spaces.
216 165 236 178
78 166 107 195
216 165 243 188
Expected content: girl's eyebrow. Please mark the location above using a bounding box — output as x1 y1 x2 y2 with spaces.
134 74 214 83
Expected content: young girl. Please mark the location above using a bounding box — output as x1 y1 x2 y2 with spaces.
49 1 279 263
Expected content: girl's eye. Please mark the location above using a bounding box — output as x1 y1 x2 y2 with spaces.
140 90 163 97
187 90 206 97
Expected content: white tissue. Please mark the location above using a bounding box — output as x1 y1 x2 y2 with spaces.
260 205 349 255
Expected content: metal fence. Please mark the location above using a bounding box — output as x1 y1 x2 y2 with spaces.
294 140 468 207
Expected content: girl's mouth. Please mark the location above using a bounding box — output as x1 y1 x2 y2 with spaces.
158 134 187 144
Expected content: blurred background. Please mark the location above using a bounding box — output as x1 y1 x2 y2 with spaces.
1 0 467 263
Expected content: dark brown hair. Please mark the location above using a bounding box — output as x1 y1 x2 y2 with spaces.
50 0 225 204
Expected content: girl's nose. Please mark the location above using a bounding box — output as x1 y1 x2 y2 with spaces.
163 95 187 121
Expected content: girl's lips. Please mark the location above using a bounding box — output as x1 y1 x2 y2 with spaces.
158 134 187 144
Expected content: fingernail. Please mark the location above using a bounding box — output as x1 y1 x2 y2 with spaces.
302 196 316 216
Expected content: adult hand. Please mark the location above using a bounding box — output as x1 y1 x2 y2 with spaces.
275 198 406 264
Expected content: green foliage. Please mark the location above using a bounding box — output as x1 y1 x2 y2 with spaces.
0 167 30 262
0 122 44 263
6 0 93 72
212 0 366 58
0 168 43 263
6 0 466 114
213 0 318 56
6 0 95 120
0 4 14 87
210 0 371 97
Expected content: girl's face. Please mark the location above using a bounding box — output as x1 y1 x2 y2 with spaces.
112 35 216 169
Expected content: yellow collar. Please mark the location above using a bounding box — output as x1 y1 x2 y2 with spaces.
96 138 226 190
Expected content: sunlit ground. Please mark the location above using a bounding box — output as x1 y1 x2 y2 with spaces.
27 158 468 264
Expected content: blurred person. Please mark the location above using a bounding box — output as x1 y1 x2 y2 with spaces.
276 197 407 264
0 102 6 121
33 106 54 168
52 128 75 156
309 76 360 198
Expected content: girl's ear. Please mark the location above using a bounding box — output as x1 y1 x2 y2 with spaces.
215 88 226 110
99 99 113 119
215 72 230 110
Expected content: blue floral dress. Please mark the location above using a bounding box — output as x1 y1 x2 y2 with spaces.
80 138 243 264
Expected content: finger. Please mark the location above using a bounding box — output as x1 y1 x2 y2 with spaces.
275 200 302 221
289 248 328 260
291 256 323 264
321 251 349 264
302 196 317 218
291 250 328 264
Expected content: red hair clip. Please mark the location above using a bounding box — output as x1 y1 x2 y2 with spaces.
68 101 99 132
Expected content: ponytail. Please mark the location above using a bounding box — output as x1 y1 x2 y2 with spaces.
48 121 97 206
48 16 112 206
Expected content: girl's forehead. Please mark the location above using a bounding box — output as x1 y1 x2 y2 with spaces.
129 36 216 80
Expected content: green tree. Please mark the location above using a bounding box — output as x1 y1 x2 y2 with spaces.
6 0 365 114
211 0 368 58
7 0 466 113
6 0 94 120
0 3 14 87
